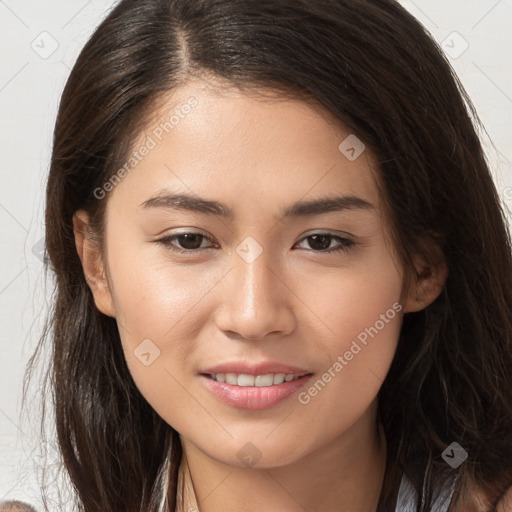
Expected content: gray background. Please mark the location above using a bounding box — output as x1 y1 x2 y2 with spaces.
1 0 511 508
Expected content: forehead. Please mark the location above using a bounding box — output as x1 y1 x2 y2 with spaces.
108 78 383 218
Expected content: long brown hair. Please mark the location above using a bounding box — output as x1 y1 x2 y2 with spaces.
27 0 512 510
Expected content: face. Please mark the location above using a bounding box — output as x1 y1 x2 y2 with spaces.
76 78 440 469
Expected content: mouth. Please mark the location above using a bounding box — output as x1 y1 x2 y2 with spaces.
199 372 314 410
202 372 309 387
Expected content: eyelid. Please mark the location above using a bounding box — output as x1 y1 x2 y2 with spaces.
300 229 355 239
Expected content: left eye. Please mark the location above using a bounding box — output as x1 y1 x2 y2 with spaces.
295 234 355 253
155 232 355 254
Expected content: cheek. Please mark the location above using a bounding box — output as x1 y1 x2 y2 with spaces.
291 276 403 448
299 245 403 353
291 249 404 417
104 241 232 422
107 245 226 341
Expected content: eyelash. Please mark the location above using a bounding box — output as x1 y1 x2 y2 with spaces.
155 232 356 255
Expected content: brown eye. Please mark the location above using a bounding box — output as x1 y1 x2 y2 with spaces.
156 232 216 254
172 233 206 250
296 234 355 253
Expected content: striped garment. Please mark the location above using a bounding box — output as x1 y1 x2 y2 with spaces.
396 471 457 511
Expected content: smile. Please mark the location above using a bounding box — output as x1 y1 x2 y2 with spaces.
200 373 313 410
207 372 306 386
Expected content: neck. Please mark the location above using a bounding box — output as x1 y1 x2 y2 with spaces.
177 402 387 512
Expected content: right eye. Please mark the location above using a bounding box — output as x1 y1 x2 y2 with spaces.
155 232 218 254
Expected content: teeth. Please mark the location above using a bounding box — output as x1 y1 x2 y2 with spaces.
273 373 287 385
209 373 304 386
225 373 237 385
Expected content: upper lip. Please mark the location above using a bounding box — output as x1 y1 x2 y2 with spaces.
201 361 312 376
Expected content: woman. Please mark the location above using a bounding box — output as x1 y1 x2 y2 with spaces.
28 0 512 511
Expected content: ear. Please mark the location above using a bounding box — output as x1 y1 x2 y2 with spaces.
73 210 116 317
403 253 448 313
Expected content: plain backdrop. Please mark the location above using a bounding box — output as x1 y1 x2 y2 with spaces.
1 0 511 509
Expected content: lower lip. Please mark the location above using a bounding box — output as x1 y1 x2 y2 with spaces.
199 374 313 410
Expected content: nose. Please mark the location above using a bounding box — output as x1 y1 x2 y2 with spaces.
214 244 296 341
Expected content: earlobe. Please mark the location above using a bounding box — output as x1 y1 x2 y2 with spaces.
403 256 448 313
73 210 116 317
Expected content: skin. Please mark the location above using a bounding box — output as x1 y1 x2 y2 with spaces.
74 78 448 512
0 502 38 512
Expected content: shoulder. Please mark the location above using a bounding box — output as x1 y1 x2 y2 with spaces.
0 501 38 512
453 483 512 512
497 485 512 512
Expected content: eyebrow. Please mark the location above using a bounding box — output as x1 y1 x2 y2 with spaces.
140 191 374 220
